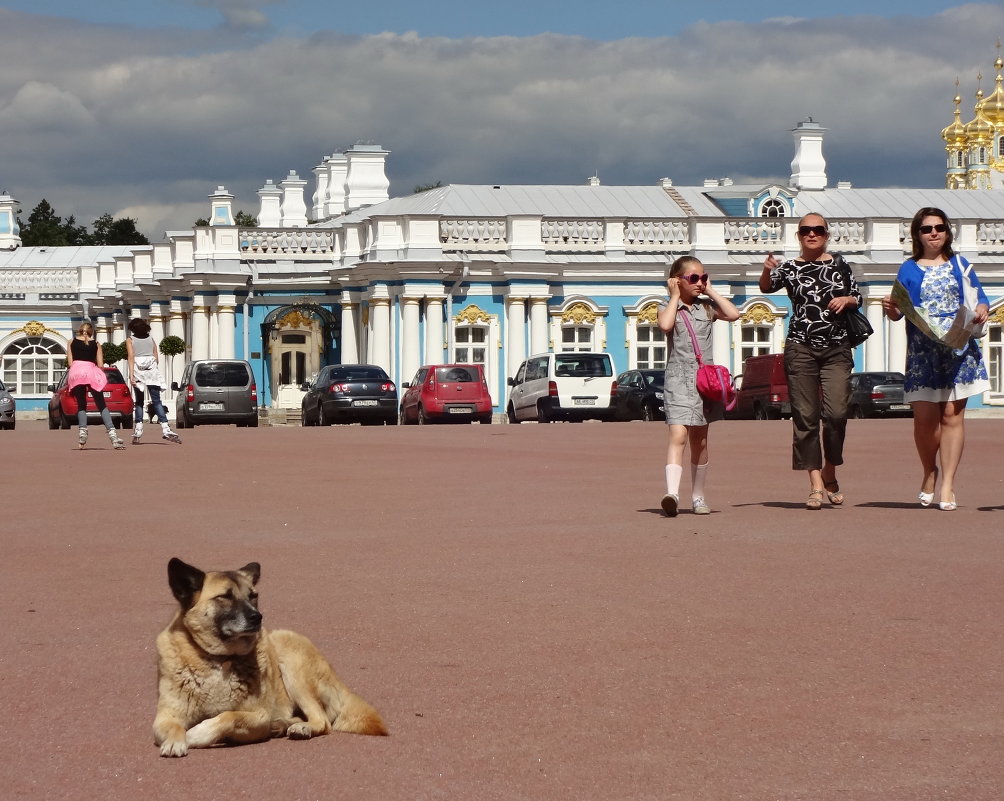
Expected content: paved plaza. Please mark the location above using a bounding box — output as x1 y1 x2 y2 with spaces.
2 417 1003 800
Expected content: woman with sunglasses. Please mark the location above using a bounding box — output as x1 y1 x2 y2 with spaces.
759 213 861 510
881 208 990 511
657 256 740 517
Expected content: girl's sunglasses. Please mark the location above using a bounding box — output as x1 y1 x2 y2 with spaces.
683 273 709 284
919 223 948 234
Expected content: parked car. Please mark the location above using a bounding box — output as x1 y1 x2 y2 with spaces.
301 364 397 426
849 372 911 418
0 378 15 430
506 352 618 423
172 359 258 428
731 353 790 420
47 367 134 429
400 364 493 424
613 369 664 421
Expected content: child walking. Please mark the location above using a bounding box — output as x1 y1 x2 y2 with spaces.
657 256 740 516
126 318 181 444
66 321 126 450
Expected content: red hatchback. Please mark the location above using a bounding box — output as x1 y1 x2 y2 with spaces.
399 364 493 424
47 366 134 430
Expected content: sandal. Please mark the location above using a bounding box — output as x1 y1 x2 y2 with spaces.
806 489 824 510
939 494 957 512
823 481 844 505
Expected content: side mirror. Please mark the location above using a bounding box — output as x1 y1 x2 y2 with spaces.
47 384 56 392
299 383 310 391
402 382 411 389
507 377 516 386
170 382 180 392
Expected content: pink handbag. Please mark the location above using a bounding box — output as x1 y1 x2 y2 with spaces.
679 308 736 412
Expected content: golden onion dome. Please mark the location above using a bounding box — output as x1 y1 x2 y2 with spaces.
980 61 1004 126
942 94 967 145
964 87 994 140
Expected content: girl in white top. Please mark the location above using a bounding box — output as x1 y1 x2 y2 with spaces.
126 318 181 444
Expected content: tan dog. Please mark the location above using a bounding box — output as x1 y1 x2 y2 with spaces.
153 557 387 757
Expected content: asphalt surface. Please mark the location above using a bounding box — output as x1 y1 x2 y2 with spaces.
2 417 1003 800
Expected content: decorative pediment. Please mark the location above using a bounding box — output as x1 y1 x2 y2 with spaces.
560 302 596 325
637 302 660 324
455 304 491 325
741 302 777 325
16 320 62 339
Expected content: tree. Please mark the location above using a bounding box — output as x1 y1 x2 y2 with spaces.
90 213 149 246
101 341 127 364
413 181 444 194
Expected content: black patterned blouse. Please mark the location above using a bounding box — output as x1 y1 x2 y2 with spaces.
765 254 863 349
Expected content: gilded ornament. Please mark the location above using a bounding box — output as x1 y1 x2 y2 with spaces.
637 303 660 324
989 306 1004 326
560 302 596 324
277 310 314 330
741 302 775 325
455 304 492 324
17 320 61 339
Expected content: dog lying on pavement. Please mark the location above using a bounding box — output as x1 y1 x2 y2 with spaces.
153 557 387 757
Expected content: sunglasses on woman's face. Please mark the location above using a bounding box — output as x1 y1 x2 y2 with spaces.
919 223 948 234
683 273 709 284
798 225 828 237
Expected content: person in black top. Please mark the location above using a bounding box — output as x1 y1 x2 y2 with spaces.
65 321 125 450
759 213 862 509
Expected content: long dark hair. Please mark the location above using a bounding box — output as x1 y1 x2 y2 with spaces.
910 207 955 261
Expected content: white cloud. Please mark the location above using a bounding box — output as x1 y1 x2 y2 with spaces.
1 5 1003 238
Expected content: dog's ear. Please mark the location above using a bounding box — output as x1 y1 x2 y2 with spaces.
167 557 206 608
238 562 261 585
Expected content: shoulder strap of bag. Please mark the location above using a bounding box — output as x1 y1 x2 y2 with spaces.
678 307 705 365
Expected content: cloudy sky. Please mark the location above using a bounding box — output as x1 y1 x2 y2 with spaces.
1 1 1002 239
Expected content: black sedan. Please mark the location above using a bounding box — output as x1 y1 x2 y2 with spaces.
849 372 912 418
613 369 665 421
301 364 398 425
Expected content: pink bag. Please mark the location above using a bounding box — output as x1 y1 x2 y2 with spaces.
679 308 736 412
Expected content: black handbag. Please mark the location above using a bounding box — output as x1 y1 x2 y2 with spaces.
843 306 873 347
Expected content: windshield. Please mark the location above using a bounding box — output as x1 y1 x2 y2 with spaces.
553 354 612 378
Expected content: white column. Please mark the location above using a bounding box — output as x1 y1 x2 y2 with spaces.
369 297 391 373
887 317 908 374
506 297 527 376
712 319 731 371
425 297 445 364
191 295 211 361
166 301 188 395
401 297 422 380
149 301 168 344
529 297 549 355
217 296 236 359
209 300 219 359
340 300 359 364
864 298 885 371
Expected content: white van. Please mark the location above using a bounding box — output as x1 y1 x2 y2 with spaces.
506 352 618 423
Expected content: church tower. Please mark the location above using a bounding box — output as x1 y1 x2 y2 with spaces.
945 42 1004 190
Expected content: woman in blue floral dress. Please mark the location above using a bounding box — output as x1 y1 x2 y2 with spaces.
882 208 990 511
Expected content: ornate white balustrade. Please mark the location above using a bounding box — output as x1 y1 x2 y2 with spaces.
541 219 604 247
240 229 334 257
439 218 507 249
977 220 1004 248
724 219 782 249
623 220 689 249
0 268 78 291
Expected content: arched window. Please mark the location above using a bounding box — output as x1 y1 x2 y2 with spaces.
759 198 786 218
2 336 66 395
957 150 965 168
988 321 1003 395
998 136 1004 158
978 146 987 164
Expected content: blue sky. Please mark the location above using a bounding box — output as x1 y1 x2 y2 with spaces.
0 2 1001 236
1 0 961 38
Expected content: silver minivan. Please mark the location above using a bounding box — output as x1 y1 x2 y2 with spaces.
506 352 617 423
172 360 259 427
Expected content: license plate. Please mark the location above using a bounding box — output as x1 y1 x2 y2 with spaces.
890 404 909 411
103 391 111 398
573 398 596 406
352 399 379 407
199 402 224 411
448 407 472 414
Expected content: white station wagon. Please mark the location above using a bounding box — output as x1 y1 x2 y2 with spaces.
506 352 618 423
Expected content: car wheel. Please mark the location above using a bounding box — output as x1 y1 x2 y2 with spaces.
418 404 430 425
122 418 133 430
642 403 656 422
479 413 492 424
248 414 259 428
537 402 551 423
399 406 408 425
754 404 767 421
506 403 518 424
61 413 72 430
852 405 865 419
48 412 58 430
318 404 330 426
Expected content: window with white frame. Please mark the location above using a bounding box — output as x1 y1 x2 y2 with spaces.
759 198 786 218
453 325 487 365
988 323 1003 395
739 322 772 363
999 136 1004 158
2 337 66 395
635 321 666 368
559 325 593 352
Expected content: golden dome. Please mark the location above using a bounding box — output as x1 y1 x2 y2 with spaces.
980 64 1004 127
964 85 994 140
942 94 967 144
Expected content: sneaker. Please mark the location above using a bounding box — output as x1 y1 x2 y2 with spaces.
162 430 182 444
660 493 679 518
692 497 711 515
78 428 88 449
108 429 126 450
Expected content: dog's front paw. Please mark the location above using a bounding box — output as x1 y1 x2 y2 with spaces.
160 738 188 757
286 722 313 740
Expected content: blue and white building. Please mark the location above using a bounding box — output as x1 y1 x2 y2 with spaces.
3 115 1004 418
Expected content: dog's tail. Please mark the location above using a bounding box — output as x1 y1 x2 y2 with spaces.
331 689 388 736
